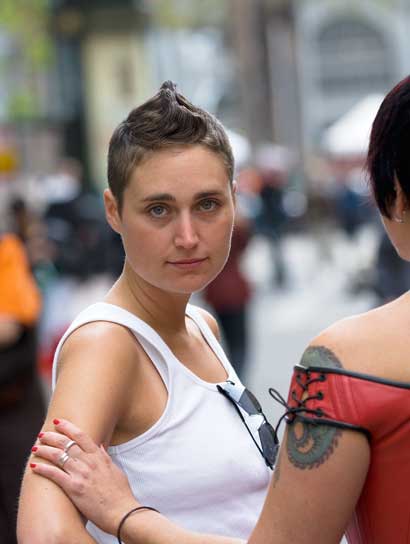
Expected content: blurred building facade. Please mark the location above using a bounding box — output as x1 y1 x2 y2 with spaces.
52 0 238 183
2 0 410 186
266 0 410 159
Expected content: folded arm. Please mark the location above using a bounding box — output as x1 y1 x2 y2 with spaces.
17 322 138 544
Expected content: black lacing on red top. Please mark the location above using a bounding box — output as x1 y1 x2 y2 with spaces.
269 370 327 437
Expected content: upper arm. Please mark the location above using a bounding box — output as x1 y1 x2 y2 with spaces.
249 324 371 543
197 307 222 342
18 322 138 543
50 322 137 443
249 425 370 544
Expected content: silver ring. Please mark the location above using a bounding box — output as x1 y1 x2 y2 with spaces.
64 439 78 454
58 451 70 468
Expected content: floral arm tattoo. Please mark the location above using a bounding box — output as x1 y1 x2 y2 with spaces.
287 346 343 470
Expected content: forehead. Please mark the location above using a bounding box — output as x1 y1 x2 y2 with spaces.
126 145 230 199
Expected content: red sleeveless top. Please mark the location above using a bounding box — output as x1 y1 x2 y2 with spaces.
286 365 410 544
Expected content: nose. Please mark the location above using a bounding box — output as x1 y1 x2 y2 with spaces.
174 212 199 249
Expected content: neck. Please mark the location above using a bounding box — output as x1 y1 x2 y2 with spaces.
107 261 191 335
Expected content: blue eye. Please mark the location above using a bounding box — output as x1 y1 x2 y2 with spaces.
149 205 167 217
199 199 218 211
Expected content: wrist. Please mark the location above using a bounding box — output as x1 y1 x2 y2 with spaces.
107 500 140 536
117 506 160 544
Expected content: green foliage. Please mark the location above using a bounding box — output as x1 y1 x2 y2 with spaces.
7 92 37 120
0 0 53 119
0 0 53 66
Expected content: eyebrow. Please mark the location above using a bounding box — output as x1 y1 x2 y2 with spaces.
141 190 225 203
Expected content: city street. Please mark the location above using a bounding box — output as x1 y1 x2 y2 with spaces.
240 229 379 544
241 228 379 428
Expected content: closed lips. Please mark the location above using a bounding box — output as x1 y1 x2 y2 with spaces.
169 258 206 264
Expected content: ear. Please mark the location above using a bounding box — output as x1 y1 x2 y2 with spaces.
393 178 409 219
103 189 122 234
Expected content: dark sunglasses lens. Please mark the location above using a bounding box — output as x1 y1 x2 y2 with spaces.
239 389 262 414
259 422 279 465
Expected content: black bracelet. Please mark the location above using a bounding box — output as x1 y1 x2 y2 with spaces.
117 506 160 543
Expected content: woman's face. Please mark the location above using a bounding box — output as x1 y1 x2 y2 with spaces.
105 145 235 294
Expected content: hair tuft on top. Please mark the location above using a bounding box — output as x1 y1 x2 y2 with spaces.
107 81 233 210
160 80 178 93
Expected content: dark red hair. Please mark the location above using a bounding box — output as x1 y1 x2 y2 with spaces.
367 76 410 218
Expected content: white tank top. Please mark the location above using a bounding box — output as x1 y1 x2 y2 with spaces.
52 302 271 542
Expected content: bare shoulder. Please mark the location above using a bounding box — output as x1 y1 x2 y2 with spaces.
300 314 369 371
58 320 139 377
49 320 144 444
301 295 410 380
195 306 221 341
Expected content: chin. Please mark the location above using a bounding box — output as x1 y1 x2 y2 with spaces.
395 246 410 262
168 277 212 295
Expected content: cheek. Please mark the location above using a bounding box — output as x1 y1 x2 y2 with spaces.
213 219 234 267
121 225 154 262
211 215 234 249
382 217 410 261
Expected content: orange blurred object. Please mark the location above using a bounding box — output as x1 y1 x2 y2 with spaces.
0 234 42 326
0 147 18 174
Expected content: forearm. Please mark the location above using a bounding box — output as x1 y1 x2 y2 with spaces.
18 468 98 544
120 510 245 544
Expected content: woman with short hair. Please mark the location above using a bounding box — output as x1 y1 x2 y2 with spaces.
18 82 273 544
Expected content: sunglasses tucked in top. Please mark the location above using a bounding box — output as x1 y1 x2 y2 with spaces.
217 380 279 469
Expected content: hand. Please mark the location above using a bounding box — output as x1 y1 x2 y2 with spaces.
31 419 139 535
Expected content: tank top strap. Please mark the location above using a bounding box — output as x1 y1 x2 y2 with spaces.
51 302 173 390
186 304 238 382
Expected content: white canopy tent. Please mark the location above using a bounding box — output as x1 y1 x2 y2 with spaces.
225 129 251 170
322 94 385 157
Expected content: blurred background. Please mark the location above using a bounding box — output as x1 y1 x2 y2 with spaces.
1 1 410 538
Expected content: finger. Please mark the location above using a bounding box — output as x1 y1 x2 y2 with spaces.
53 418 99 454
30 461 72 492
32 444 70 468
37 431 80 453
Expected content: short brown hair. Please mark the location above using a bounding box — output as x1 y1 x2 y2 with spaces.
107 81 234 210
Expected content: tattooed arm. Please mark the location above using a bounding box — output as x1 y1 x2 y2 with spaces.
248 343 370 544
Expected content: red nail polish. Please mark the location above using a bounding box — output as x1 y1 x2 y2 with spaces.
53 419 60 425
30 463 37 468
38 432 44 438
31 446 38 452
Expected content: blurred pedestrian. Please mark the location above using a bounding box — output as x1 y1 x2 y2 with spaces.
204 213 252 378
374 229 410 302
44 158 111 280
256 168 288 287
0 232 44 544
333 176 366 239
